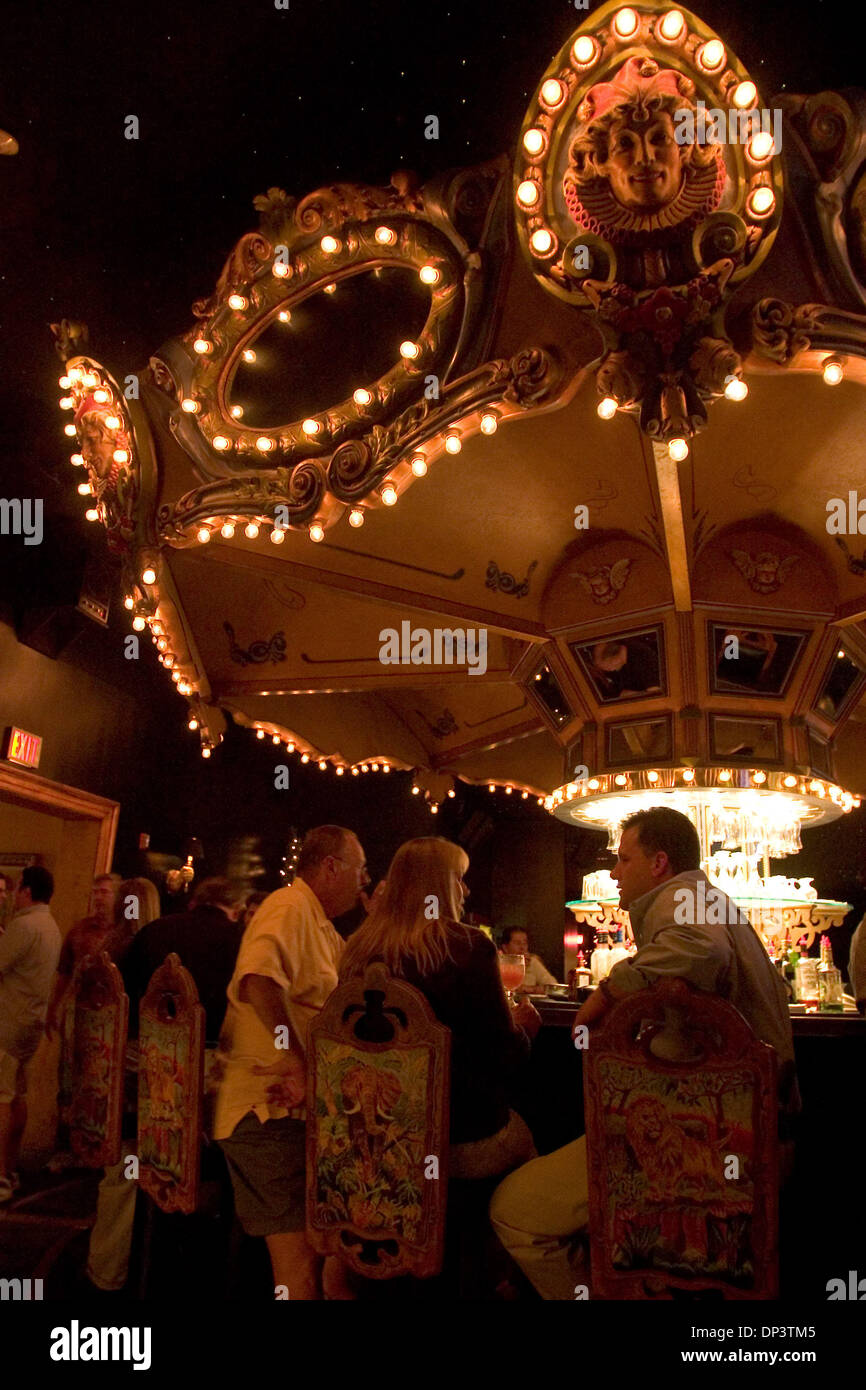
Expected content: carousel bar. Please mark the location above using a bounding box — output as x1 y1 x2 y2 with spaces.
1 0 865 1346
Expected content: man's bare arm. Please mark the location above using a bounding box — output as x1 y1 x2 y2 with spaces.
238 974 304 1052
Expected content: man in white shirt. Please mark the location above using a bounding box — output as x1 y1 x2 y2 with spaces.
500 927 558 995
0 866 61 1202
215 825 370 1300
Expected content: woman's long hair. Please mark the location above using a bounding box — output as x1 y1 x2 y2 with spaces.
117 877 161 930
340 837 470 981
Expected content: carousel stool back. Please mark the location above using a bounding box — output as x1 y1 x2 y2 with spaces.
65 951 128 1167
584 977 779 1300
306 961 451 1280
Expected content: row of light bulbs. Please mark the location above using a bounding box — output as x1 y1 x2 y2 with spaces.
253 726 393 775
545 768 861 811
58 369 130 522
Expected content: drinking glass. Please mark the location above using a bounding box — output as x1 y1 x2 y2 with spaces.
499 953 526 1006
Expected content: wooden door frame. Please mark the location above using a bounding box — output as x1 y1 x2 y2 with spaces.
0 764 119 872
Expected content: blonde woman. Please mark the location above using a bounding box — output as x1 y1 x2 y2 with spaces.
104 877 162 962
340 837 540 1180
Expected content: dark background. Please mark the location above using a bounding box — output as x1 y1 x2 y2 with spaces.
1 0 864 968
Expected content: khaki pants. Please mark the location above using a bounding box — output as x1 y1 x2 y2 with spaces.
86 1152 138 1291
489 1137 591 1301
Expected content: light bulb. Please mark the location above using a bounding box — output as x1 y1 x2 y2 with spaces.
647 770 659 782
517 180 541 209
719 770 731 782
301 753 310 764
747 186 775 216
659 9 684 39
784 775 798 788
59 396 74 410
278 310 291 323
733 81 757 108
142 566 157 585
64 423 77 437
188 718 199 731
348 508 365 527
480 412 498 434
823 358 844 385
747 131 775 162
381 483 398 506
724 377 748 401
301 418 320 435
753 771 767 784
400 340 420 360
324 283 336 294
256 436 273 452
256 729 265 739
375 226 396 245
353 388 372 407
213 435 230 450
572 34 597 63
540 79 564 107
113 448 129 463
193 338 212 354
221 522 235 538
614 7 639 36
133 616 146 631
202 747 211 758
419 265 439 285
82 373 98 388
228 293 247 310
92 388 109 404
59 375 71 389
272 260 289 278
244 521 260 539
411 454 427 476
321 235 340 253
597 396 618 420
105 415 121 430
336 766 344 775
77 482 92 496
529 227 554 255
668 437 689 461
270 527 285 544
309 522 324 543
70 453 84 466
682 768 696 782
197 527 211 543
699 39 726 70
444 431 462 454
242 349 257 364
85 507 99 521
273 735 281 745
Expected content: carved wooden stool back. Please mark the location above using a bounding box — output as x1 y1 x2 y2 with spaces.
137 952 205 1214
584 978 779 1299
306 962 451 1280
66 951 128 1167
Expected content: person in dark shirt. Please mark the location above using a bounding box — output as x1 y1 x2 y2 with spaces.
121 877 249 1042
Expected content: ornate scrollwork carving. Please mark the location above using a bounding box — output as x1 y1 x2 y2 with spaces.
224 622 287 667
751 298 818 363
485 559 538 598
191 233 273 320
327 440 373 497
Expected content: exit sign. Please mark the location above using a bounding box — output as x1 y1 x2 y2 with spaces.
2 727 42 770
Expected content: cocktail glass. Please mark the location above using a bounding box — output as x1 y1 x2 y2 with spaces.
499 952 526 1006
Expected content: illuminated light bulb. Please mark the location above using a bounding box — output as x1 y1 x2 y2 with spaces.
321 235 340 254
157 638 168 651
165 655 175 668
412 785 420 795
353 387 372 406
242 349 256 364
228 293 247 310
64 423 77 437
521 790 528 799
59 396 75 410
256 436 274 452
375 225 397 245
411 454 427 476
419 264 439 285
537 797 544 806
733 80 757 109
597 396 618 420
838 649 846 659
747 186 775 216
489 783 496 792
272 260 290 278
517 179 541 209
229 407 244 421
132 616 146 631
105 415 121 429
256 729 265 739
193 338 212 354
351 766 359 776
113 448 129 464
747 131 775 162
273 735 281 745
70 453 84 466
335 765 345 776
724 377 748 401
59 375 72 389
244 521 260 539
142 566 157 585
659 9 685 39
381 483 398 506
348 508 365 527
202 747 211 758
181 398 199 414
309 522 325 543
400 340 420 360
647 770 659 782
614 7 639 36
278 310 291 323
361 764 369 773
810 779 822 793
82 373 99 388
213 435 230 450
324 283 337 294
301 753 310 764
614 774 628 786
77 482 92 496
529 227 554 255
588 779 600 790
178 681 191 696
572 34 597 64
188 718 199 731
540 79 564 107
430 804 438 814
197 527 211 543
784 775 798 788
287 742 295 753
480 411 498 435
523 128 545 156
753 770 767 784
67 367 83 382
699 39 726 70
668 437 689 461
92 388 109 404
270 527 285 544
383 764 390 772
444 431 462 454
124 596 134 610
823 357 844 385
221 521 235 539
682 768 696 782
301 417 321 435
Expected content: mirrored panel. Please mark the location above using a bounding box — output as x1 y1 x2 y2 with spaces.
807 727 833 778
709 623 806 697
571 626 666 704
227 266 431 428
530 661 572 727
814 646 866 721
606 716 673 767
710 715 781 762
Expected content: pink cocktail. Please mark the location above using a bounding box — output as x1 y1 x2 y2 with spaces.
499 953 526 1005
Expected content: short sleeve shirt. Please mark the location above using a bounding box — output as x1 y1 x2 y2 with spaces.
0 903 62 1055
213 878 343 1139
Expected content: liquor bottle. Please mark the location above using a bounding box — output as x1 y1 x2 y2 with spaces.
819 935 833 969
590 928 612 984
608 927 630 971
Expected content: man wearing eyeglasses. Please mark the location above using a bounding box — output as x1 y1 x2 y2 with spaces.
215 825 372 1300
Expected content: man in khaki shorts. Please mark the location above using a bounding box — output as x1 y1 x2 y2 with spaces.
0 866 61 1203
215 826 371 1299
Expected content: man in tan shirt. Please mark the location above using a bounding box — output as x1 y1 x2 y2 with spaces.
215 825 370 1300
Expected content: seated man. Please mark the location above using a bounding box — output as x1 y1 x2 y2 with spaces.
490 806 799 1301
499 927 557 995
